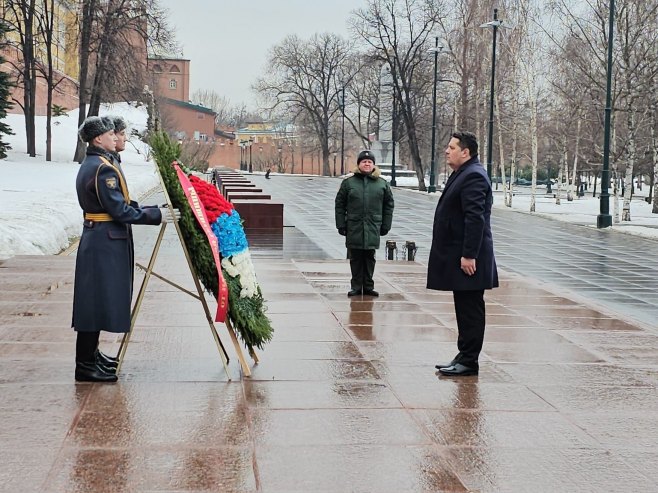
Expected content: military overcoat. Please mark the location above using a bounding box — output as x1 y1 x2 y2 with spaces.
72 147 161 333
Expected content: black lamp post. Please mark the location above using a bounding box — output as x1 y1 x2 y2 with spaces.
333 152 337 176
248 137 253 173
391 65 397 187
340 87 345 175
480 9 506 181
428 37 443 193
239 142 244 170
597 0 615 228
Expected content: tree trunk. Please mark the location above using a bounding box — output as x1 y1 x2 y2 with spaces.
652 108 658 214
529 96 538 212
18 0 37 157
44 0 56 162
570 118 581 200
621 108 636 221
612 113 620 223
495 93 507 198
508 111 517 208
74 0 96 162
556 136 567 205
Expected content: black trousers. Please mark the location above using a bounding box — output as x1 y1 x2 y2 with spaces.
348 248 376 291
453 290 486 369
75 331 100 363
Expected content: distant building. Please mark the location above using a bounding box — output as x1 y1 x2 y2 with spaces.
1 0 79 114
2 1 148 115
145 58 326 174
147 57 191 103
147 56 241 170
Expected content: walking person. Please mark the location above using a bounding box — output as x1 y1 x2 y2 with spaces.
335 149 394 297
427 131 498 376
72 116 172 382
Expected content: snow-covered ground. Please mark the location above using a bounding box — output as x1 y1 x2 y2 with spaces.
1 107 657 259
491 186 658 240
0 104 160 258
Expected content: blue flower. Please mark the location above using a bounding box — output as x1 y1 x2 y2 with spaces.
212 211 249 257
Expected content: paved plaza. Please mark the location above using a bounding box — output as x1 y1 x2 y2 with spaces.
1 175 657 492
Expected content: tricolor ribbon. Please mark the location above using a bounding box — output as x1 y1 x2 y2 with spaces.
174 162 229 322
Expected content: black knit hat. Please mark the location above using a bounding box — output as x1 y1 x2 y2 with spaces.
111 116 127 133
357 149 375 164
78 116 114 143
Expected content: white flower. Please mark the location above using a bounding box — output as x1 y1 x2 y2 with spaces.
222 250 259 298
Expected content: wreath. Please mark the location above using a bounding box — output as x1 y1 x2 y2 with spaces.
150 131 273 351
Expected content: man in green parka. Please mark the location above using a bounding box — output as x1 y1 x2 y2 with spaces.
335 150 395 297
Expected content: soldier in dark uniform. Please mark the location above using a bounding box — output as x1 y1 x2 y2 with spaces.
72 116 170 382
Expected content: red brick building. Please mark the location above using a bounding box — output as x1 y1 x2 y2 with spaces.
147 56 240 169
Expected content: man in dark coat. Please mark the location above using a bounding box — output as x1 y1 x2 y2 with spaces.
72 116 168 382
427 131 498 376
335 149 395 297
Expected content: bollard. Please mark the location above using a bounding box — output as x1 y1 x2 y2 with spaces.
385 240 397 260
404 241 417 261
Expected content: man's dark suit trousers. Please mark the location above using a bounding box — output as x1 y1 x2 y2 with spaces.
453 289 485 369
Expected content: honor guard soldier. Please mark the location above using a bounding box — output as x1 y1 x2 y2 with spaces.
71 116 174 382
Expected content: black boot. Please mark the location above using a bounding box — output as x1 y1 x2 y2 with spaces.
75 362 118 383
96 350 119 369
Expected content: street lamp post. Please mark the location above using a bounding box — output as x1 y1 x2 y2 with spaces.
239 142 244 170
333 152 337 176
597 0 615 228
248 137 253 173
340 87 345 175
481 9 506 181
428 37 443 193
391 66 397 187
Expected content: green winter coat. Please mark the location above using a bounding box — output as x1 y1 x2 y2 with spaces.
335 166 395 250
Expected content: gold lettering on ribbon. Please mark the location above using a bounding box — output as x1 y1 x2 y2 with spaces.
174 165 229 322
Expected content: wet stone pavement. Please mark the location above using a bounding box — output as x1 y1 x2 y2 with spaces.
0 177 657 492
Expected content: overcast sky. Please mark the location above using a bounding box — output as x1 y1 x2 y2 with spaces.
159 0 368 108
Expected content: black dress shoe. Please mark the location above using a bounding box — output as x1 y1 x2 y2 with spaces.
362 289 379 297
96 350 118 369
75 362 118 382
347 289 362 297
438 363 478 376
434 360 457 370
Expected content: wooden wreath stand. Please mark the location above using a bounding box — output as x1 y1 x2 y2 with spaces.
114 170 258 380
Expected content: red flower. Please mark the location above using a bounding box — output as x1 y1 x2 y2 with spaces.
189 175 233 222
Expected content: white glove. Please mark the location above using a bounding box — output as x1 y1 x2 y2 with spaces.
160 207 181 224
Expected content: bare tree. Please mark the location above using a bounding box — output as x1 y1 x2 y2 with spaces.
0 20 15 159
548 0 658 221
351 0 443 190
179 140 216 172
344 53 381 148
4 0 37 156
35 0 70 161
191 89 233 126
652 104 658 214
254 32 355 176
74 0 176 162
